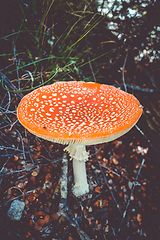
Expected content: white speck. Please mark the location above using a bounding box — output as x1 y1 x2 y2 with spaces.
46 113 51 116
30 108 35 111
101 96 104 100
52 93 57 96
62 95 67 98
93 98 96 101
42 95 47 99
78 97 82 100
72 110 76 113
71 101 75 104
34 103 39 107
71 95 74 97
111 118 117 121
109 97 113 100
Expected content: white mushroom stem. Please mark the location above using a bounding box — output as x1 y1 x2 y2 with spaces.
64 143 89 197
72 158 89 197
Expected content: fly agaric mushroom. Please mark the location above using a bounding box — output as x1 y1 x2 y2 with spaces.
17 81 142 197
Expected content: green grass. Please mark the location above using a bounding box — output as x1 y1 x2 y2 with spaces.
0 0 116 94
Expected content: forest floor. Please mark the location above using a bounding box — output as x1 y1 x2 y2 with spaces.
0 96 160 240
1 1 160 239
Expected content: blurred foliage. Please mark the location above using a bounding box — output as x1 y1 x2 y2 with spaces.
0 0 160 148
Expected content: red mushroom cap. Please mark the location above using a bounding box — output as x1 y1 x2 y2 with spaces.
17 81 143 145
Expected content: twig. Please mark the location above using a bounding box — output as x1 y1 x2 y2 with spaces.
0 123 15 130
0 71 23 98
25 70 34 88
0 132 12 146
7 186 23 195
117 158 145 237
22 137 35 165
59 153 68 210
0 187 41 208
101 164 120 176
4 86 11 111
0 108 12 124
144 69 159 90
0 145 24 152
13 44 20 90
57 154 91 240
15 129 26 160
94 146 122 216
9 119 18 131
90 146 101 158
1 165 38 176
0 107 17 115
85 37 97 82
0 224 23 239
84 13 97 29
0 156 11 190
59 209 91 240
135 125 160 153
36 137 53 159
0 91 8 108
114 83 159 93
122 50 128 92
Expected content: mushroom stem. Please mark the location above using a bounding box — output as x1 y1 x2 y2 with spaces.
72 158 89 197
64 143 89 197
